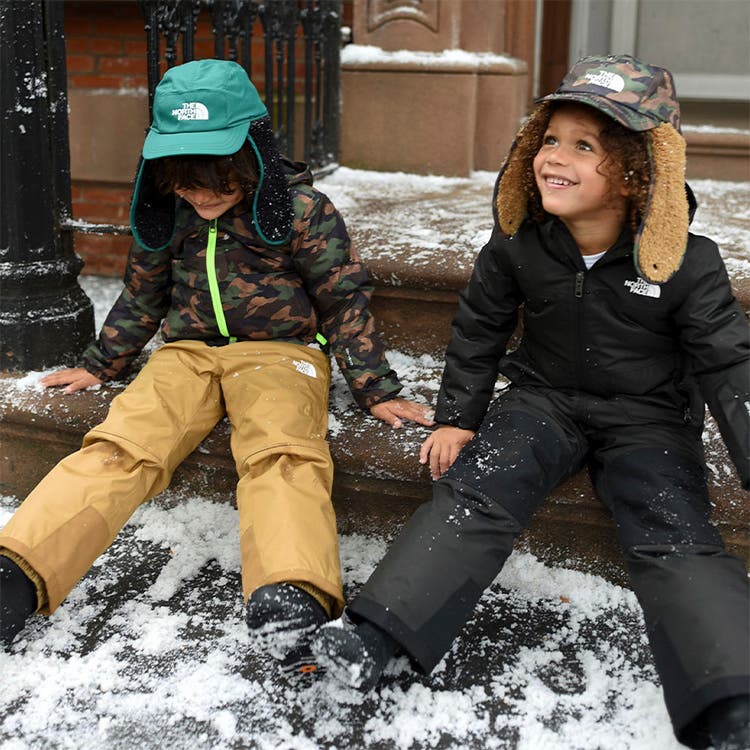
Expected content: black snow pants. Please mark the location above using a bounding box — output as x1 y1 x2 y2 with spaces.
348 386 750 750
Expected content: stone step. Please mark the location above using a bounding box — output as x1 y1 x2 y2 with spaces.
1 366 747 585
3 170 748 585
685 129 750 183
324 171 750 356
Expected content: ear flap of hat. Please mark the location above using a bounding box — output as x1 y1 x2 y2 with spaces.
634 123 689 284
246 116 294 246
129 158 177 252
495 106 549 237
495 140 529 237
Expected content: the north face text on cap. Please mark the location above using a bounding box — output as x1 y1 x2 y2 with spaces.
171 102 209 121
583 71 625 92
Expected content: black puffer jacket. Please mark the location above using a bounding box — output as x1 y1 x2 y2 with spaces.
436 217 750 488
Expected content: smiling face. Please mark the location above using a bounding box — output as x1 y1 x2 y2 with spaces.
174 184 245 220
152 143 259 222
533 103 628 244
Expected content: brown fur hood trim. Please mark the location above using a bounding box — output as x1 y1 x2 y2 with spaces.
494 109 689 285
495 55 694 284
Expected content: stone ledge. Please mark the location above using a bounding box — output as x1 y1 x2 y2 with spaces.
685 130 750 182
1 369 746 585
341 46 528 74
319 172 750 355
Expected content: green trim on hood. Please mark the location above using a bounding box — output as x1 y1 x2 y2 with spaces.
247 135 288 247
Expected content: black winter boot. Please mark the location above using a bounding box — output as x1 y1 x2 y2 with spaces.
310 611 398 691
707 695 750 750
0 556 38 650
246 583 328 671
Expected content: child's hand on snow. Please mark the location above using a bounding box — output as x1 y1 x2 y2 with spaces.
41 367 103 394
419 425 475 480
369 398 435 429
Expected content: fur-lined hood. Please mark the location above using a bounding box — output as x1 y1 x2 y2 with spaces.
494 55 690 284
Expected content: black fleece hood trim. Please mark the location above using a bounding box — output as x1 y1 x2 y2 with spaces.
129 114 294 252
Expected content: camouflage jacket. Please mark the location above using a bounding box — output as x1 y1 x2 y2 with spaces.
80 165 403 409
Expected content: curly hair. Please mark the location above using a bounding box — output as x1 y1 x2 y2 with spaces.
517 101 650 232
151 142 259 201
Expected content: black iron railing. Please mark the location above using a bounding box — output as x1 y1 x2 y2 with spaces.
141 0 341 170
65 0 342 238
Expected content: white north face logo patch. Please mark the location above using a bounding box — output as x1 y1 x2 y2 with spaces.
584 71 625 92
293 359 317 378
624 278 661 298
171 102 209 121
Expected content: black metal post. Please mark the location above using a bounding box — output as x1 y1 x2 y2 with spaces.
0 0 94 371
321 0 341 167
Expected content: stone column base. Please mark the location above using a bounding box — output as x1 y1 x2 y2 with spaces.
341 46 528 176
685 130 750 181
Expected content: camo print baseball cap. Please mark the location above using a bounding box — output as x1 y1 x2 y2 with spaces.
538 54 682 133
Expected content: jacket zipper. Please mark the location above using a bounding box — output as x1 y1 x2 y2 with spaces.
574 271 585 388
206 219 237 343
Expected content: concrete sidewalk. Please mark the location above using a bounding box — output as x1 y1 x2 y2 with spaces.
0 491 681 750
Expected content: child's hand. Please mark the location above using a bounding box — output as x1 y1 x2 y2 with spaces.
369 398 435 429
419 425 475 480
40 368 103 394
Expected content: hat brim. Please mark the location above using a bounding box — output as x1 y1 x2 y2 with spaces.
142 120 250 159
538 91 659 132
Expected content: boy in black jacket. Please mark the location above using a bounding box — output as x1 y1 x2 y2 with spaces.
312 56 750 750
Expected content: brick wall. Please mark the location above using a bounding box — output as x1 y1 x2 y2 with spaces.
64 0 353 278
65 1 147 276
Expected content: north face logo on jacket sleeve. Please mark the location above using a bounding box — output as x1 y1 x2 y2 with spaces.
624 278 661 298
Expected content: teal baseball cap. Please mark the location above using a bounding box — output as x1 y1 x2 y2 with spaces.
142 59 268 159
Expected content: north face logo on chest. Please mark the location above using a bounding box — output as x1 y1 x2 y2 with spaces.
624 278 661 298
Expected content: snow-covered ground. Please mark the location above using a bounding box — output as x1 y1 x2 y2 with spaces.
0 493 680 750
2 170 748 750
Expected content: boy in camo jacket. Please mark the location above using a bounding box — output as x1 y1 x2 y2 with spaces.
0 60 433 667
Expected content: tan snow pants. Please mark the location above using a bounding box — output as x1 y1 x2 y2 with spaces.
0 340 344 615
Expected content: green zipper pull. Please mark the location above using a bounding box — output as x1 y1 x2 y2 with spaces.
206 219 237 343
